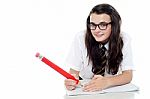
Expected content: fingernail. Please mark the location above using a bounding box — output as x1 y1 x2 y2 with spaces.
83 89 88 92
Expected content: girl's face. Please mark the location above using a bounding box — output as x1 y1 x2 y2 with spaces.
90 13 112 43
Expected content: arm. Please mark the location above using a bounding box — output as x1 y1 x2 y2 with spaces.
106 70 132 87
83 70 132 92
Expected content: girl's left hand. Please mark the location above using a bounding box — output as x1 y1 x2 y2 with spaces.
83 75 110 92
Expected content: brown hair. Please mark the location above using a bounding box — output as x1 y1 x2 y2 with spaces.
85 4 123 75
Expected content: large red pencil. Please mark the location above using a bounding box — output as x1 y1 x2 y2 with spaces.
35 52 79 84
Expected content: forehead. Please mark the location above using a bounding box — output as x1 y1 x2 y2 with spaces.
90 13 111 23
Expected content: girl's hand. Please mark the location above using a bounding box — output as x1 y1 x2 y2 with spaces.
64 79 77 91
83 75 110 92
64 74 78 91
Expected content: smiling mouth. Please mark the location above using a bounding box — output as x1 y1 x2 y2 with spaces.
94 33 104 37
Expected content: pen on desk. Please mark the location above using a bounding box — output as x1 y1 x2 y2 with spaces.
35 52 79 84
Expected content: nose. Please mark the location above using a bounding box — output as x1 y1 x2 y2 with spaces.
95 26 101 32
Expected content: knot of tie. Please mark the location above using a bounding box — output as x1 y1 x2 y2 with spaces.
99 44 107 57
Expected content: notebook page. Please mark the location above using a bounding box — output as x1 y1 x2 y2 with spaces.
66 80 139 96
103 83 139 93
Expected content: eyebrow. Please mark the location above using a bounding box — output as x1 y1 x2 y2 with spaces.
90 21 111 24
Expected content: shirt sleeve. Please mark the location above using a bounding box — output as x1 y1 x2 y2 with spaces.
121 33 135 71
65 33 84 71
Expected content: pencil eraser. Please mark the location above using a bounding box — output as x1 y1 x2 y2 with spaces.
35 52 40 57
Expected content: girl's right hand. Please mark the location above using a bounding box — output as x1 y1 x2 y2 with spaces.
64 79 77 91
64 69 80 91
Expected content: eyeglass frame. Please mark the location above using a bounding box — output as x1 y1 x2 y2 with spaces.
88 22 112 30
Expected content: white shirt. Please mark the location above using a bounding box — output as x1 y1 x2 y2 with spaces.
65 31 134 79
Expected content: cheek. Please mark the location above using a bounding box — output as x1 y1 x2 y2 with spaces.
105 29 111 38
105 31 111 37
90 30 95 36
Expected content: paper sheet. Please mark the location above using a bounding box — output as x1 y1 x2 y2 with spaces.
66 80 139 96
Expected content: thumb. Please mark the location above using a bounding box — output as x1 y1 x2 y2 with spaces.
71 73 79 79
70 73 79 85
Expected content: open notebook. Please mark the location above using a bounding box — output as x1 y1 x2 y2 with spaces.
66 80 139 96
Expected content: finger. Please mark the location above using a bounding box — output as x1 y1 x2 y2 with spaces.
90 88 100 92
84 86 101 92
83 86 95 92
64 79 76 86
83 83 95 92
83 84 103 92
83 80 94 87
66 85 76 91
71 73 79 79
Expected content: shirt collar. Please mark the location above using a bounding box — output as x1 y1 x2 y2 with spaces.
104 42 109 50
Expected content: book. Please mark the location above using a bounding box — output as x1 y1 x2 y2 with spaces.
66 80 139 96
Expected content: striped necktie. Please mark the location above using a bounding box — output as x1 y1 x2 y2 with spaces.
92 44 107 76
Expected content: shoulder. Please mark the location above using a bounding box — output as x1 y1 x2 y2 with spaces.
120 32 132 43
74 30 86 40
120 32 132 53
73 30 86 46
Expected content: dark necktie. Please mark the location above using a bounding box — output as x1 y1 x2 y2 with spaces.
92 44 107 76
98 45 107 76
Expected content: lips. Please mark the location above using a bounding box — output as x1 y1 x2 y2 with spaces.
94 33 104 37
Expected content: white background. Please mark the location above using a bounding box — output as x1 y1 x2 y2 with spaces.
0 0 150 99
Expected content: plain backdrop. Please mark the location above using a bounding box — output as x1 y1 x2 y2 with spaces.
0 0 150 99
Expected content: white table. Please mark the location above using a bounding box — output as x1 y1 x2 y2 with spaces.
64 92 138 99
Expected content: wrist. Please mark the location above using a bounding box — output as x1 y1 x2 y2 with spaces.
105 77 112 88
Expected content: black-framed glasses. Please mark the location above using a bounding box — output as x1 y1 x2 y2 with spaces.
88 22 112 30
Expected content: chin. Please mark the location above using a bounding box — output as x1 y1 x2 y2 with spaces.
95 37 105 42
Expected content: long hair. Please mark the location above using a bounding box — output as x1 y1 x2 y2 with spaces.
85 4 123 75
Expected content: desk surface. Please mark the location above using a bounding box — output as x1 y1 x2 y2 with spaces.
64 92 138 99
0 67 148 99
